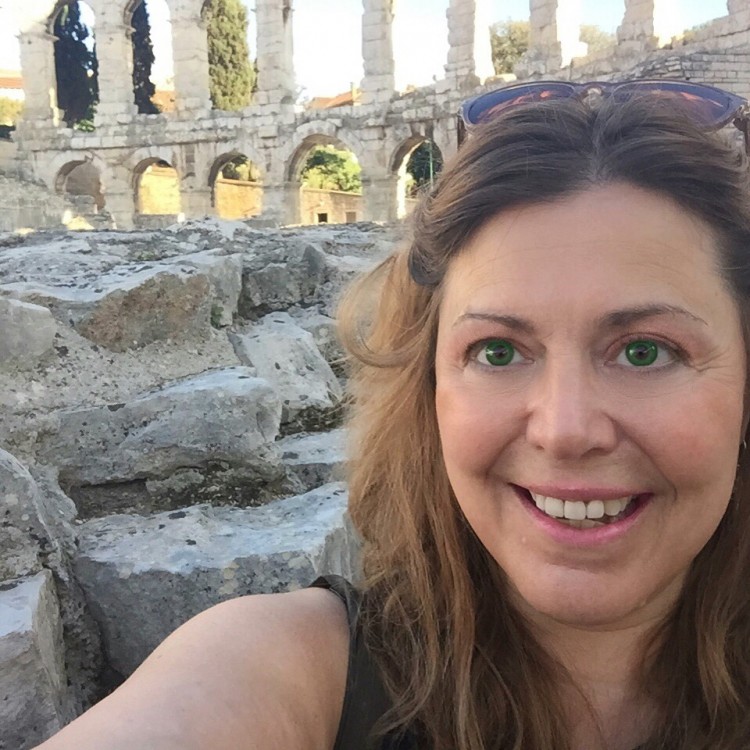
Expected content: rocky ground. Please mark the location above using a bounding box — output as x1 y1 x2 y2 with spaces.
0 218 398 748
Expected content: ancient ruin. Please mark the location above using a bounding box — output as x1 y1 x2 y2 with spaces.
2 1 750 746
3 0 749 231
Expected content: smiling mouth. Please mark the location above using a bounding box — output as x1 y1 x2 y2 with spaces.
518 487 644 529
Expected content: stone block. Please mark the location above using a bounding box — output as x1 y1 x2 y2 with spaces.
0 570 71 750
278 429 346 491
73 483 358 678
230 313 342 433
0 297 56 371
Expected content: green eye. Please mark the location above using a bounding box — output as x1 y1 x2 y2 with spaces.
481 339 516 366
624 340 659 367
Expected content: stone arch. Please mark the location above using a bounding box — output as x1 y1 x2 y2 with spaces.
125 0 175 114
54 158 105 211
283 122 366 183
209 150 264 219
132 154 182 216
49 0 99 129
390 134 444 218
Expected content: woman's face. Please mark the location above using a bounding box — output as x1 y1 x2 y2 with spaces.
435 183 746 628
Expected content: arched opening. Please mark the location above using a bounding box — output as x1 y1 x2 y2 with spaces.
210 153 262 219
55 160 105 211
51 0 99 129
202 0 256 110
392 137 444 218
289 137 363 225
392 1 448 92
127 0 175 114
134 158 181 217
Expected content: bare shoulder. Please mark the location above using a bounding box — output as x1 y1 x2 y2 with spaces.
35 587 350 750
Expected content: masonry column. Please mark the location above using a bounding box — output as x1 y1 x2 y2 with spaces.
617 0 681 51
727 0 744 13
254 0 296 106
260 182 300 225
443 0 494 89
516 0 586 76
17 25 59 125
360 0 395 105
94 6 137 124
362 174 398 223
171 13 211 112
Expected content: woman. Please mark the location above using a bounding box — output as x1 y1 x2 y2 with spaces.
37 81 750 750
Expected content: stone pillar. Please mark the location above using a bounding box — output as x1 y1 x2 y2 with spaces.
617 0 681 50
360 0 395 105
255 0 296 106
18 27 60 125
728 0 743 14
260 182 299 225
362 175 399 223
94 14 137 124
443 0 494 88
517 0 587 76
172 16 211 112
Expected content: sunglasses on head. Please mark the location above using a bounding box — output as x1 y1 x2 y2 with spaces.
458 79 750 150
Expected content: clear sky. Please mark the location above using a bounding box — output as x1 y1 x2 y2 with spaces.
0 0 732 98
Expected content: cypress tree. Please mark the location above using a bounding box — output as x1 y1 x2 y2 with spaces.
406 142 444 195
204 0 255 110
131 1 159 114
53 1 99 129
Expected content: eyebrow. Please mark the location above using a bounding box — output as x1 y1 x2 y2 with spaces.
453 304 708 332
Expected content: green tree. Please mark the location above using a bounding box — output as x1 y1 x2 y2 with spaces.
301 146 362 193
0 98 23 127
405 141 444 196
490 19 529 75
204 0 255 110
131 1 159 114
580 25 615 52
53 1 99 129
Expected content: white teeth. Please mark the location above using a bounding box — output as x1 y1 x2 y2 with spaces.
563 500 586 520
529 492 634 522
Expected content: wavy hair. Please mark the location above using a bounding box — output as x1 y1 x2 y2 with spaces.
338 94 750 749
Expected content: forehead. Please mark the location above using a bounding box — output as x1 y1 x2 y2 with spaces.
440 183 727 317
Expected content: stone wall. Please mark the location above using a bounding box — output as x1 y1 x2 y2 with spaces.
0 218 396 746
10 0 747 232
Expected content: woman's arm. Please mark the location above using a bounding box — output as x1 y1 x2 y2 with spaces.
34 587 349 750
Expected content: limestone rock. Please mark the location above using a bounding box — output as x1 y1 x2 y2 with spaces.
73 483 357 677
0 450 59 581
0 570 72 750
278 429 346 491
39 368 285 517
0 297 56 371
290 308 345 370
230 313 343 433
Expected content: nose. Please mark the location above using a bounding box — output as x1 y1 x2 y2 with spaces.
525 355 618 460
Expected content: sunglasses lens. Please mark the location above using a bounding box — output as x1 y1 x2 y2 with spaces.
612 81 736 128
463 83 576 125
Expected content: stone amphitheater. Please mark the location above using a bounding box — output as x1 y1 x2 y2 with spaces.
2 0 750 747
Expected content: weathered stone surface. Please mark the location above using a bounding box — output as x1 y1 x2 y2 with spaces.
0 450 61 582
0 297 56 371
290 308 345 371
278 429 346 491
38 368 284 517
230 313 343 432
0 570 72 750
74 483 357 677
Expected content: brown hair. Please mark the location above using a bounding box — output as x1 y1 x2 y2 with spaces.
338 94 750 749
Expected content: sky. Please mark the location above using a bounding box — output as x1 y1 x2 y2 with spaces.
0 0 733 98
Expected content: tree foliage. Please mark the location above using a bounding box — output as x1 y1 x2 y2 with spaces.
490 19 529 75
405 141 444 196
131 1 160 114
204 0 255 110
580 25 616 52
301 146 362 193
0 98 23 127
221 155 260 182
53 1 98 129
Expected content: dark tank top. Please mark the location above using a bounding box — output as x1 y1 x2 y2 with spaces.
310 575 416 750
311 575 646 750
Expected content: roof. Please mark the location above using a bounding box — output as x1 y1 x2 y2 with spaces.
0 71 23 90
308 88 361 110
